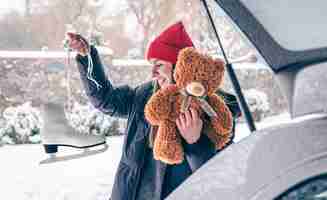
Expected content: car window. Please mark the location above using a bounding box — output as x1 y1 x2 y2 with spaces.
275 175 327 200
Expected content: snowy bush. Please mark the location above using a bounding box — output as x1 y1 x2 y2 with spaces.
244 89 270 122
126 48 143 59
1 102 43 144
0 118 6 145
66 102 125 136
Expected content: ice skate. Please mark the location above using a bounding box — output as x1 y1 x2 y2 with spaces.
39 102 108 164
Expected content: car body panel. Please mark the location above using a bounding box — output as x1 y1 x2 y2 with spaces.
168 113 327 200
167 115 327 200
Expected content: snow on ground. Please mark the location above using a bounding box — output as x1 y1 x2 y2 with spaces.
0 113 291 200
0 137 123 200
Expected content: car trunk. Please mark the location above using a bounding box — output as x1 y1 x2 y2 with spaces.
215 0 327 73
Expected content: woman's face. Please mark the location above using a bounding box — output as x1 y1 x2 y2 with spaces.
149 58 174 88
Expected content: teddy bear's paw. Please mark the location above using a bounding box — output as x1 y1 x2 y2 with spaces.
210 110 233 136
153 141 184 164
215 136 232 150
212 119 233 136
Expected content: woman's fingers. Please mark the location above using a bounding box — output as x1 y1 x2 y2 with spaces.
176 109 203 144
184 109 192 127
76 34 89 49
176 109 196 130
179 113 186 129
176 117 182 130
190 108 199 124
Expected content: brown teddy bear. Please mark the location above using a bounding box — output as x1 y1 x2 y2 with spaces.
144 47 233 164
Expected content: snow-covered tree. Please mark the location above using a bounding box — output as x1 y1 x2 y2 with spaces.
0 118 6 145
244 89 270 122
66 101 125 136
178 0 254 60
1 102 43 144
125 0 177 54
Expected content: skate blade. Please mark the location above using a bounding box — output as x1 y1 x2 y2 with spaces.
39 143 108 165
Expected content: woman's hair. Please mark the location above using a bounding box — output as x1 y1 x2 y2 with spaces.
171 64 176 84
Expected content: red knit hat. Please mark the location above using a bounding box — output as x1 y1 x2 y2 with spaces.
146 21 194 64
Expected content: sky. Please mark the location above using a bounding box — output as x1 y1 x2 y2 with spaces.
0 0 127 16
0 0 25 15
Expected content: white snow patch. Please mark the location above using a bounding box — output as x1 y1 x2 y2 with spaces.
0 137 123 200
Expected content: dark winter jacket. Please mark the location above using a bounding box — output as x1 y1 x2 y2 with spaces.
76 46 241 200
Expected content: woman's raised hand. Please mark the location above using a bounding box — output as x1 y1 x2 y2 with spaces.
66 32 89 56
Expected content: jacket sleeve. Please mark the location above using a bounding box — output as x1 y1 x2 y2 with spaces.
217 89 241 143
76 46 135 118
183 134 216 172
217 89 241 119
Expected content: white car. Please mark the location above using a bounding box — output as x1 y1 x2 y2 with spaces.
168 0 327 200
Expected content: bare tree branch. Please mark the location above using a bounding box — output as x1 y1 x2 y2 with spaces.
71 0 86 23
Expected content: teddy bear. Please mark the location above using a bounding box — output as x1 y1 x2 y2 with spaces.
144 47 233 164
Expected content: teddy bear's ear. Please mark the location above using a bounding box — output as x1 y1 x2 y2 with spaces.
174 47 196 84
177 47 195 66
210 58 226 88
214 58 226 72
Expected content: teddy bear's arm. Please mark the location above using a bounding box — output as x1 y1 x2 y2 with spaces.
207 94 233 136
203 94 234 150
144 85 178 125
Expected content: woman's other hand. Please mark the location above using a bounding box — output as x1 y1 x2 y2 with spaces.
176 108 203 144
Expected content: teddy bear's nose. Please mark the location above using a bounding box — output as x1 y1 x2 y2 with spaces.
186 82 205 97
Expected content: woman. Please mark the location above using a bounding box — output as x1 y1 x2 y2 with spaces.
68 21 240 200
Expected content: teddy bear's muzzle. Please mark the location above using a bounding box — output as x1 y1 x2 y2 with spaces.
179 82 217 118
186 82 206 97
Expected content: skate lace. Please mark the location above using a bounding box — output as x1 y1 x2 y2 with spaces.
84 40 102 90
65 41 103 137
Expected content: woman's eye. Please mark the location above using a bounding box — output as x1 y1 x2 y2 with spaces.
155 64 163 68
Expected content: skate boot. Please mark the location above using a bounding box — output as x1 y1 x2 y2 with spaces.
39 102 108 164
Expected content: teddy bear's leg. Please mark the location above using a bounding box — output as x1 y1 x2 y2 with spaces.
153 120 184 164
205 95 234 150
202 119 221 150
204 119 231 150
